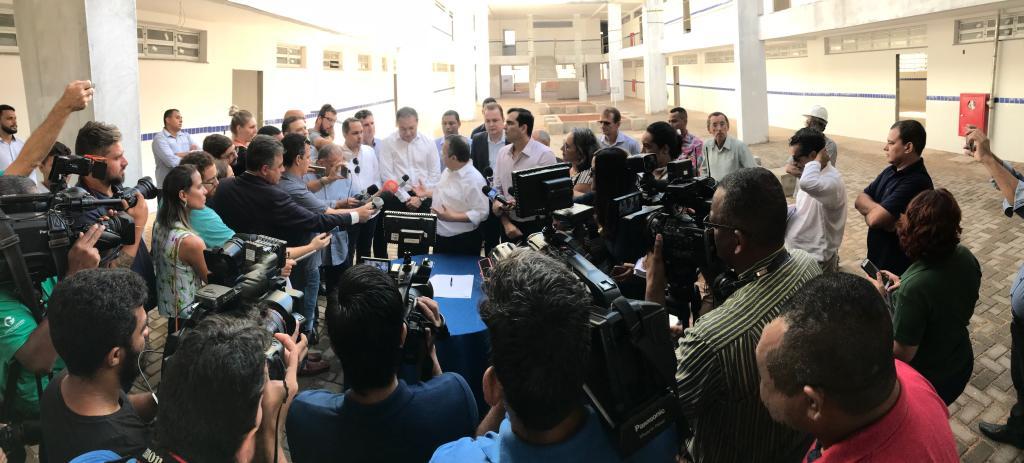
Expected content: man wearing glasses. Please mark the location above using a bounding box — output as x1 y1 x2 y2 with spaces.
645 167 821 463
700 112 756 181
597 107 641 154
179 151 235 249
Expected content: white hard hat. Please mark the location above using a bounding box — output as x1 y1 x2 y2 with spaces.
803 105 828 123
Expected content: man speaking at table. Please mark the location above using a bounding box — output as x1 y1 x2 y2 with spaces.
412 135 489 255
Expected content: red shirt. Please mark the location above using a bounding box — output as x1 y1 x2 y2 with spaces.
805 360 958 462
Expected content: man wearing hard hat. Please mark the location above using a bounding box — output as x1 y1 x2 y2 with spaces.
802 105 838 165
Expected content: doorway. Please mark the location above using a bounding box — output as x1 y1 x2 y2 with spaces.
499 65 529 96
232 70 263 126
896 53 927 126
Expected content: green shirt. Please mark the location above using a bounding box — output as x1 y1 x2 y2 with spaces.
675 248 821 463
893 245 981 383
0 278 62 419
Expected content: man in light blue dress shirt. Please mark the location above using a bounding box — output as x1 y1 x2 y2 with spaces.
598 107 641 155
152 109 198 186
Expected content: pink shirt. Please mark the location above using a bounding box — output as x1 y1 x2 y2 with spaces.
805 360 958 463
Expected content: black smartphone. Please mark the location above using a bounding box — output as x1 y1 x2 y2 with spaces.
860 258 890 288
359 257 392 273
478 257 494 282
307 165 326 178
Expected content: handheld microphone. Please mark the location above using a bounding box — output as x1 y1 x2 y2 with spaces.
371 196 384 210
483 167 493 178
482 185 508 206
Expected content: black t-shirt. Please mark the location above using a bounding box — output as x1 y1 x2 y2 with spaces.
40 373 152 463
863 158 933 275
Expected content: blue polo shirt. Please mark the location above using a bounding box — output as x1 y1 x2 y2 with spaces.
286 372 479 463
863 158 933 275
431 406 679 463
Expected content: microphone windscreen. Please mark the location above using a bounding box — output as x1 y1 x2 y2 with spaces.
383 179 399 193
483 167 493 178
366 184 380 195
371 197 384 210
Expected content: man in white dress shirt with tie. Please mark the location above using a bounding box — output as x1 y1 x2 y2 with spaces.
413 136 488 255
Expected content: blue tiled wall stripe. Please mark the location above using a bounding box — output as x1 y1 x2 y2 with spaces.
661 82 1024 104
141 98 395 141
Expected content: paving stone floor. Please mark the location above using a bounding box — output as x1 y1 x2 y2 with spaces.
133 96 1024 461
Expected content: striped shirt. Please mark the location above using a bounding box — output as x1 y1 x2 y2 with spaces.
676 248 821 463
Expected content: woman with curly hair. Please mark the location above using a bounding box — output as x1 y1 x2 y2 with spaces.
874 188 981 405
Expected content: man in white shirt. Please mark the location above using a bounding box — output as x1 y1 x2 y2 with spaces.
338 117 381 261
470 102 508 256
598 107 641 155
413 135 488 255
152 108 199 187
378 106 441 212
434 110 470 169
784 128 846 272
0 104 25 175
700 111 757 181
492 108 557 242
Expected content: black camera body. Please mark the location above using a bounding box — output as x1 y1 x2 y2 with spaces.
169 234 302 379
362 255 449 381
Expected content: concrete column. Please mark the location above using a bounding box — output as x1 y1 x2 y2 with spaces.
395 1 438 126
573 13 587 102
453 2 477 118
473 2 491 103
527 14 536 100
607 3 624 104
733 0 769 144
14 0 143 182
642 0 666 114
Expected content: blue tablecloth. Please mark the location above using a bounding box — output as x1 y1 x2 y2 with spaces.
395 254 490 415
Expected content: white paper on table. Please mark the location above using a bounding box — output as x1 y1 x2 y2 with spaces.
429 274 474 299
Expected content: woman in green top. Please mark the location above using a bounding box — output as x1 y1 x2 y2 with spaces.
874 188 981 405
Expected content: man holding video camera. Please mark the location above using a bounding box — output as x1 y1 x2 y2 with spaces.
0 175 104 462
432 248 678 462
75 122 156 290
646 167 820 462
287 264 477 463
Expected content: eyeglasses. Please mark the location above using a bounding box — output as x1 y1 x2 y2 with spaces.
201 177 219 189
703 214 741 232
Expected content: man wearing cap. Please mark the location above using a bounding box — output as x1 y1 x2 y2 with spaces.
785 106 839 182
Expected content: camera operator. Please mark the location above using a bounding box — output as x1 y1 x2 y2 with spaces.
0 175 103 454
963 127 1024 446
74 122 156 292
287 264 477 463
2 80 93 179
755 273 958 462
491 108 557 242
63 315 305 462
431 248 678 462
41 269 154 462
783 128 846 272
411 136 489 256
645 167 820 462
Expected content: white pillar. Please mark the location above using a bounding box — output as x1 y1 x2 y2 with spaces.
453 2 477 118
573 13 587 102
14 0 143 182
733 0 769 144
607 3 624 104
473 2 491 103
395 1 437 127
527 14 536 100
642 0 666 114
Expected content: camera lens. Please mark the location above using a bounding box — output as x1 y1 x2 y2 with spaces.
120 177 158 208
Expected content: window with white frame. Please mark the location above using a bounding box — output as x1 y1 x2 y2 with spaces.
956 12 1024 44
503 30 516 46
825 25 926 54
704 49 734 63
0 9 16 54
358 54 372 71
276 45 305 68
765 41 808 59
323 50 342 70
556 64 576 79
138 23 205 61
671 54 697 65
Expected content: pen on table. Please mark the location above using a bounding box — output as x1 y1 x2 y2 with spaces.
450 277 453 286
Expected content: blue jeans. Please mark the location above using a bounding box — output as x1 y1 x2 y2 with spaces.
290 257 320 333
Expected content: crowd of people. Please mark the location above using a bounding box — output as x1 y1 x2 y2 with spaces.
0 78 1010 463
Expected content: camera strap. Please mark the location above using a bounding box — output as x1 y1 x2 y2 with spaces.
610 298 677 394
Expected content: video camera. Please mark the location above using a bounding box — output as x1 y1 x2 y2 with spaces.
618 155 717 319
168 234 303 380
359 254 450 381
487 163 681 457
